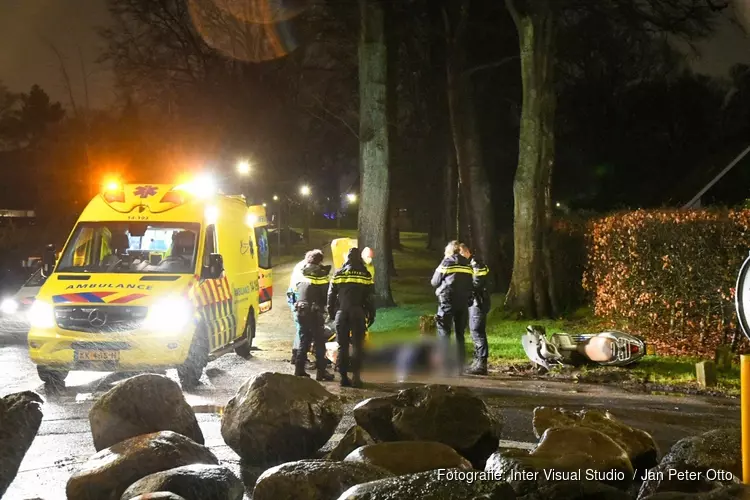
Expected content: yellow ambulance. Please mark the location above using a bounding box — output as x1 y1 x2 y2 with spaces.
27 178 272 388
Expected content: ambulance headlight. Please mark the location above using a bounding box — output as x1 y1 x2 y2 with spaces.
28 301 55 329
1 298 18 315
144 297 193 333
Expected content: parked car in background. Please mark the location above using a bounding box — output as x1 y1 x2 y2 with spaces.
0 266 46 336
268 226 304 244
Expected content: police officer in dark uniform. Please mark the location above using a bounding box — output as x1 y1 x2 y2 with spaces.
327 247 375 387
293 249 334 381
459 243 490 375
430 240 473 375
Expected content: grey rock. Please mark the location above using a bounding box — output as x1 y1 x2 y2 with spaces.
66 430 218 500
0 391 44 497
126 494 187 500
321 425 376 461
89 373 203 451
518 480 633 500
336 468 516 499
343 441 472 476
485 427 633 496
121 464 243 500
221 372 343 467
532 406 659 472
641 484 750 499
353 384 502 469
253 459 393 500
637 428 742 499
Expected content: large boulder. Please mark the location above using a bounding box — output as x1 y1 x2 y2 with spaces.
485 426 633 496
320 425 376 461
641 484 750 499
343 441 472 476
67 430 219 500
336 468 516 500
121 464 243 500
221 372 343 467
0 391 44 497
89 374 203 451
637 428 742 499
126 494 187 500
252 459 393 500
518 480 634 500
352 385 502 469
533 407 659 472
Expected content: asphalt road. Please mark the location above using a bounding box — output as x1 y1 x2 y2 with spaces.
0 258 742 499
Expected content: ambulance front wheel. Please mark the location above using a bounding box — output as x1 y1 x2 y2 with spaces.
235 309 256 360
37 366 68 389
178 324 209 389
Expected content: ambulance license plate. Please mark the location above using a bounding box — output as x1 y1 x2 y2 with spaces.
76 350 119 362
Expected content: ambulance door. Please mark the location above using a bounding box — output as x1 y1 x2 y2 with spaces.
254 226 272 313
199 224 231 350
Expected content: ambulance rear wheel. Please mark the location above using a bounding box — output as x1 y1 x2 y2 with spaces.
235 309 255 359
37 366 68 388
178 325 209 390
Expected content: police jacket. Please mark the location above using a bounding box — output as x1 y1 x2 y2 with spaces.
327 261 375 319
469 256 491 312
295 263 331 310
430 253 473 308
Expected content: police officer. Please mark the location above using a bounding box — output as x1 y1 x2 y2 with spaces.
459 243 490 375
327 247 375 387
288 255 306 365
293 250 334 380
430 240 473 375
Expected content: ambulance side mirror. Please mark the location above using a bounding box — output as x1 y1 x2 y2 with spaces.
42 244 55 277
205 253 224 279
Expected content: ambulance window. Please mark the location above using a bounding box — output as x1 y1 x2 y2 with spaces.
203 225 216 268
255 227 271 269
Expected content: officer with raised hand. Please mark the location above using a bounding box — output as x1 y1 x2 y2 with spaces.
293 249 334 381
459 243 490 375
430 240 473 375
327 247 375 387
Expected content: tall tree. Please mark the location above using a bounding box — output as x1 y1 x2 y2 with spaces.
444 0 502 290
504 0 725 318
358 0 395 307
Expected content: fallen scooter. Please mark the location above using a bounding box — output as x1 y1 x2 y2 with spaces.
521 324 646 372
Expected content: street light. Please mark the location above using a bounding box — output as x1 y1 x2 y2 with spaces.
262 202 267 207
273 195 279 201
347 193 357 203
299 185 312 242
300 185 311 196
237 160 251 175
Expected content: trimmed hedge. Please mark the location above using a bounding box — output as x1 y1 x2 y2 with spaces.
583 209 750 357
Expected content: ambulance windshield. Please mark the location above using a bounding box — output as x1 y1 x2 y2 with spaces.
56 222 200 274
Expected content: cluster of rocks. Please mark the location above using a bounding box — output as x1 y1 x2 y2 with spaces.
4 370 749 499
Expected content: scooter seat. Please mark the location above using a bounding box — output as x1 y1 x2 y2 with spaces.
584 336 614 362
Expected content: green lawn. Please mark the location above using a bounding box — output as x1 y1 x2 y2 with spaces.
287 228 741 395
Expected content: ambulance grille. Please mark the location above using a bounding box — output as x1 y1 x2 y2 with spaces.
54 305 148 333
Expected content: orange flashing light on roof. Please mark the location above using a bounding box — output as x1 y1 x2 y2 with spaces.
102 180 124 203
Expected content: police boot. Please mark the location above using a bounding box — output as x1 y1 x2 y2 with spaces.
466 359 487 376
294 358 310 378
340 373 352 387
290 349 298 365
351 372 363 388
316 362 334 381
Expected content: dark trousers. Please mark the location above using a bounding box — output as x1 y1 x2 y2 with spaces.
469 305 488 361
436 305 468 369
295 305 326 372
335 307 366 376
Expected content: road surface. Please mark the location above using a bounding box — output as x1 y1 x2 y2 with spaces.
0 259 741 499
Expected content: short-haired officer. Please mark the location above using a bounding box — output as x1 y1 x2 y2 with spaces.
459 243 490 375
430 240 473 375
327 247 375 387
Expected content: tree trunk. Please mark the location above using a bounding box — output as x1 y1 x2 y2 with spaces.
390 204 402 250
444 0 501 291
358 0 395 307
504 0 558 318
445 144 458 242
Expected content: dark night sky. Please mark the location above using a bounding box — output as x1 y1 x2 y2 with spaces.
1 1 750 110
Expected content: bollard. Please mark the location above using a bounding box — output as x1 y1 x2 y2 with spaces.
742 355 750 484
